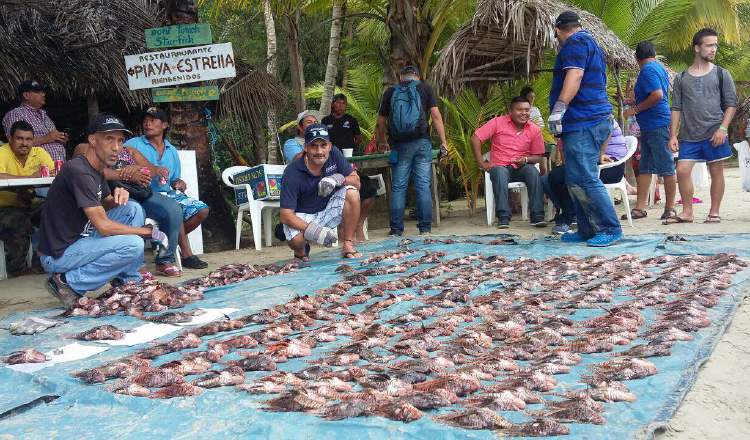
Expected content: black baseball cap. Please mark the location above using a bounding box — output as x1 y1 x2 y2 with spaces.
304 123 330 144
143 106 168 122
555 11 581 28
18 80 48 95
88 113 132 135
400 65 420 76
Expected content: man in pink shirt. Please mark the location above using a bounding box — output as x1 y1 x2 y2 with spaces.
471 96 547 228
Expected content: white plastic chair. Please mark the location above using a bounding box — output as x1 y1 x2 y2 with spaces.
484 153 537 225
221 166 281 251
600 136 638 227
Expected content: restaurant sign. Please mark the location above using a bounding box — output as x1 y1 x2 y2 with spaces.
124 43 236 90
145 23 212 49
152 86 220 102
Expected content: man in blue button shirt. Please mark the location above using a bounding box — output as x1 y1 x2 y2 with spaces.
125 107 209 269
623 41 675 222
279 123 362 260
547 11 622 247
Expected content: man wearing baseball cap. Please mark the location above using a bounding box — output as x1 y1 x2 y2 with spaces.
125 106 209 271
37 113 167 309
2 80 69 162
279 123 362 260
548 11 623 247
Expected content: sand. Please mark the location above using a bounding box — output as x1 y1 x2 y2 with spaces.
1 167 748 439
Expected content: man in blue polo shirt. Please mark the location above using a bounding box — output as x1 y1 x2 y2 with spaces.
125 107 209 269
548 11 622 247
279 123 362 260
623 41 675 221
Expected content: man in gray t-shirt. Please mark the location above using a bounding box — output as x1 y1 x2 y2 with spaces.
665 28 737 226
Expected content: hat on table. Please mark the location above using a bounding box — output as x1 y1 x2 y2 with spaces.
304 123 330 144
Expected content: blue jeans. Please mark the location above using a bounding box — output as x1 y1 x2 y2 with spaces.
561 119 622 238
390 138 433 233
489 165 545 221
40 201 145 294
140 193 181 265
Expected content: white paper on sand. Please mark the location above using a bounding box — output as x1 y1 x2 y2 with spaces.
175 308 239 326
6 342 109 373
98 322 180 346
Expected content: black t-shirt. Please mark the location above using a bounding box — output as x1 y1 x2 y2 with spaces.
378 81 437 139
321 113 361 150
38 155 111 258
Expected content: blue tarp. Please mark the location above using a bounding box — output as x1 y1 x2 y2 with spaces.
0 234 748 440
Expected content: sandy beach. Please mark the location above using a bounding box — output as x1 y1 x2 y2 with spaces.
1 167 748 439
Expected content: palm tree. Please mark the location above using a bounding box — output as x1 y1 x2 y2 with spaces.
319 0 345 114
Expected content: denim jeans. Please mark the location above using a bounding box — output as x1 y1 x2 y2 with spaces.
543 165 575 226
390 138 433 233
561 119 622 238
140 193 181 264
40 201 145 294
488 164 545 221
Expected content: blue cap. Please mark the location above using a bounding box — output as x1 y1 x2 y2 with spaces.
304 123 330 144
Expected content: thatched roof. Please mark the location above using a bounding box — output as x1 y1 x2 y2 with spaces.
0 0 284 122
433 0 638 95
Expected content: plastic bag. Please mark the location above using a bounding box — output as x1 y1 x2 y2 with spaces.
734 141 750 192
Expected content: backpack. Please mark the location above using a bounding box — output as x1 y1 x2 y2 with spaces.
678 65 727 112
388 80 428 142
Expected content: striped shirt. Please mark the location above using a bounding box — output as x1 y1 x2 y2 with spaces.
550 30 612 132
2 104 66 162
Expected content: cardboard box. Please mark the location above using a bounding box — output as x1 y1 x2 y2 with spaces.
232 164 285 204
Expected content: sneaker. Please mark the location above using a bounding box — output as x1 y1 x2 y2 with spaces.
46 274 80 310
560 231 587 243
497 218 510 229
587 231 623 247
551 224 570 235
388 229 402 237
530 219 547 228
182 255 208 269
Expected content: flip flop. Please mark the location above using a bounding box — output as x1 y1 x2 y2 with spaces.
660 208 677 220
704 215 721 223
294 243 311 262
156 264 182 278
622 209 647 220
342 251 363 259
662 216 693 225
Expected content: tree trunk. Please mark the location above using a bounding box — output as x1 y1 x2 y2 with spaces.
341 7 353 88
164 0 234 249
319 0 344 116
386 0 432 84
263 0 280 164
286 10 306 113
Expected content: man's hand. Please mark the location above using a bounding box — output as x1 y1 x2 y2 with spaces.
599 153 614 165
120 165 151 186
145 224 169 247
303 222 338 247
318 173 345 197
547 101 567 136
668 136 680 153
511 156 527 168
172 179 187 192
623 107 637 119
711 128 728 147
377 143 390 153
112 187 130 206
44 130 68 144
439 143 449 160
478 160 492 172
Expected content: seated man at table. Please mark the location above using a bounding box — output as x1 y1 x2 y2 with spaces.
38 114 167 309
471 96 547 228
283 110 320 163
279 124 361 260
0 121 54 276
125 107 208 269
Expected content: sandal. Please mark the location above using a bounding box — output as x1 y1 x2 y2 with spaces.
662 216 693 225
156 264 182 277
622 209 647 220
704 215 721 224
294 243 311 262
660 208 677 220
341 240 362 259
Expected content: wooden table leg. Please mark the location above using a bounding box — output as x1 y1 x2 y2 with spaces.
432 161 440 225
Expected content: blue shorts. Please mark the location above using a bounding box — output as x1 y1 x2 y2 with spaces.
639 126 675 176
678 138 732 163
165 191 209 221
